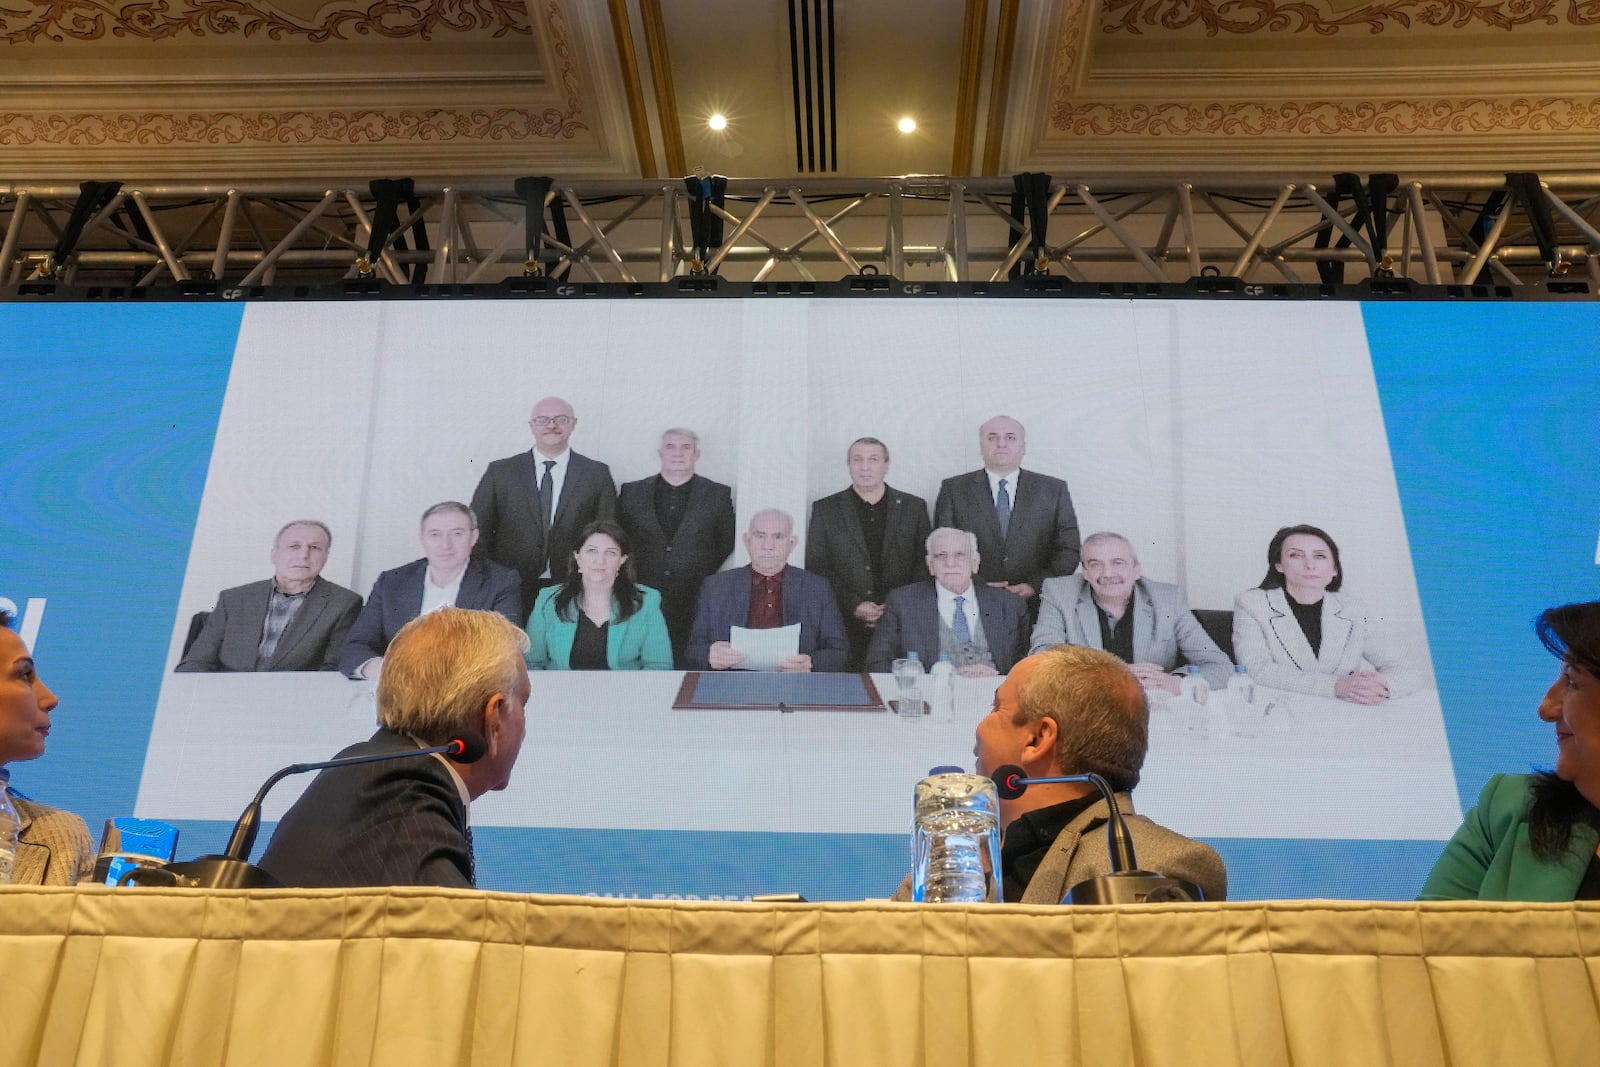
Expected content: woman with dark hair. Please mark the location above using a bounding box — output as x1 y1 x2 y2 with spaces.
524 520 672 670
1231 524 1421 703
0 611 93 884
1421 602 1600 900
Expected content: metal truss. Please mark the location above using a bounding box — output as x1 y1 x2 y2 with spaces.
5 174 1600 295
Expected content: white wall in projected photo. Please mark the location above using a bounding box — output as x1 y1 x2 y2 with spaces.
140 299 1459 867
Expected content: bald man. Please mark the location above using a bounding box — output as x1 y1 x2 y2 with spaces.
933 415 1079 604
470 395 617 610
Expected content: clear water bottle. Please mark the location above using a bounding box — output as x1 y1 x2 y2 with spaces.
929 653 956 723
892 652 925 719
911 773 1002 903
1226 664 1256 705
0 771 20 885
1179 664 1210 705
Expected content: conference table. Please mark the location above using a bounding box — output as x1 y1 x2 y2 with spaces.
139 671 1461 846
4 884 1592 1067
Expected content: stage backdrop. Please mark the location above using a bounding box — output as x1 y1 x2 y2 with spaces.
4 298 1597 901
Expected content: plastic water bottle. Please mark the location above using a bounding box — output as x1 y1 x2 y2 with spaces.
1179 664 1210 705
1226 665 1256 705
912 773 1001 903
929 653 957 723
0 771 20 885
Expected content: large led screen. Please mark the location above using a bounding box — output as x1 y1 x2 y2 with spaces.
5 297 1597 901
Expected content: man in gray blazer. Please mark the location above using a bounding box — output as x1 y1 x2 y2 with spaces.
339 502 523 679
933 415 1079 603
805 437 931 670
470 395 617 611
1030 531 1233 691
177 520 362 672
864 527 1027 675
616 428 735 666
895 646 1225 903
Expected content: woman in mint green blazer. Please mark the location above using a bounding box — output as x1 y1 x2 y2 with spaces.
1420 602 1600 900
525 520 672 671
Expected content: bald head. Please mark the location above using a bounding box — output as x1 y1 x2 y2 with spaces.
979 415 1026 474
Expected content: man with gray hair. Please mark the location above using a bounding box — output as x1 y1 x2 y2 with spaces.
177 519 362 672
864 527 1028 675
1030 531 1232 692
685 508 849 672
616 428 735 666
339 502 523 679
259 608 532 888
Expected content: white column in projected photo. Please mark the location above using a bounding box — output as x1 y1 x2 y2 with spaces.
135 673 1461 841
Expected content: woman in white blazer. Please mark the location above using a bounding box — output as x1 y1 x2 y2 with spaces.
1232 524 1421 704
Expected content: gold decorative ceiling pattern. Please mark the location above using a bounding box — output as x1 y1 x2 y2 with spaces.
1 0 1597 178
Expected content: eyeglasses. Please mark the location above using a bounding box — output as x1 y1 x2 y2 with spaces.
531 415 574 427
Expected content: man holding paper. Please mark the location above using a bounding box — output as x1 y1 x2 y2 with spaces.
684 509 849 673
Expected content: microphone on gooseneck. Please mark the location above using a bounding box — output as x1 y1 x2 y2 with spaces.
989 764 1204 904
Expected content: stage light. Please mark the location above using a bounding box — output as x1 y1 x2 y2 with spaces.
708 113 728 131
897 117 917 134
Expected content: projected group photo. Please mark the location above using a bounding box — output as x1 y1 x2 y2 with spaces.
139 297 1458 896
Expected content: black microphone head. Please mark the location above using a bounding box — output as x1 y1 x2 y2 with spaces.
991 764 1028 800
446 731 488 764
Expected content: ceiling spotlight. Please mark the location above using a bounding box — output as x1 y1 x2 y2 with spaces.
897 117 917 134
708 113 728 131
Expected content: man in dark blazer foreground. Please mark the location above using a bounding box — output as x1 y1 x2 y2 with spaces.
260 609 531 889
339 502 522 679
933 415 1080 603
685 508 849 673
177 520 362 672
805 436 931 670
864 527 1027 675
616 428 735 665
895 646 1226 903
471 395 617 610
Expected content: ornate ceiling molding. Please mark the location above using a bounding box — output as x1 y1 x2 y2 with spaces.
0 106 586 147
1098 0 1600 36
1051 96 1600 136
0 0 530 45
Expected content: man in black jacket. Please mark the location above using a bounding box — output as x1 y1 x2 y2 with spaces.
260 608 531 889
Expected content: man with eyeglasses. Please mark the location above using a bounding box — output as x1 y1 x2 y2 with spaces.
470 396 617 610
864 527 1029 675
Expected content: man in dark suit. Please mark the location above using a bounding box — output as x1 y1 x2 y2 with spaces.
805 437 931 670
259 608 531 889
865 528 1027 675
616 428 735 665
470 395 617 610
933 414 1079 604
685 508 849 672
177 520 362 672
339 502 523 679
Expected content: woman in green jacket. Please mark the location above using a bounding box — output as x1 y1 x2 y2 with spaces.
1420 601 1600 900
525 520 672 671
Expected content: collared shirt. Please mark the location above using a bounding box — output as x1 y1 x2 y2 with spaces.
256 582 310 668
534 447 572 579
747 568 785 629
985 468 1022 509
410 733 472 816
421 568 466 616
1094 597 1136 664
1000 793 1102 903
936 581 981 636
653 475 694 542
849 489 889 599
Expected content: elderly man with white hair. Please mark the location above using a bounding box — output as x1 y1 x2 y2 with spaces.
684 508 849 673
865 527 1029 675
